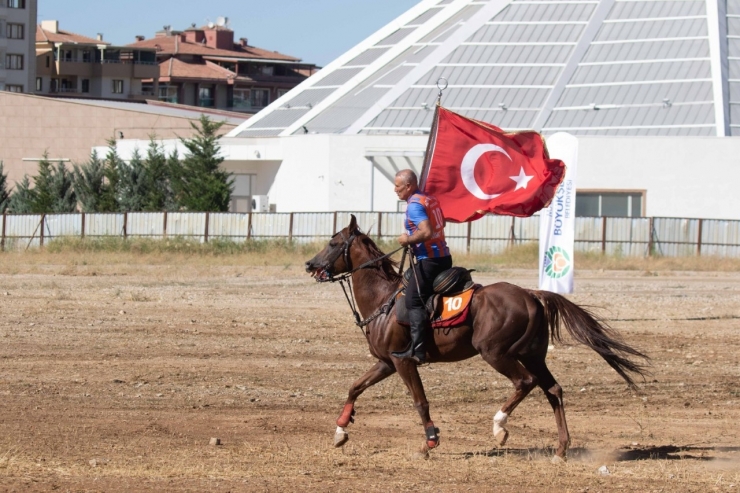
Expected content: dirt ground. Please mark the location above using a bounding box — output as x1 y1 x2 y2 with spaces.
0 254 739 492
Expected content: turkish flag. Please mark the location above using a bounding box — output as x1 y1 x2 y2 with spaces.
421 107 566 222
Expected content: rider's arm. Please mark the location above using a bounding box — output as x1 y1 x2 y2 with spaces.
402 220 432 245
398 202 433 246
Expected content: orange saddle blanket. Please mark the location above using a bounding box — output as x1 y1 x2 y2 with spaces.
396 285 478 329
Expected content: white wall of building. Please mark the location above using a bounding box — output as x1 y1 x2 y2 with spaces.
576 136 739 219
105 133 740 219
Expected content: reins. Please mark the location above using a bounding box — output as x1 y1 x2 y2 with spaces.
318 231 404 334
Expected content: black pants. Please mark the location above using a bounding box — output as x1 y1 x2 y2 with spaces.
405 256 453 310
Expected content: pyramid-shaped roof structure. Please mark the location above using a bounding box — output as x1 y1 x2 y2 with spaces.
228 0 739 138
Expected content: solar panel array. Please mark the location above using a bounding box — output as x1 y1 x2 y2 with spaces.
230 0 738 138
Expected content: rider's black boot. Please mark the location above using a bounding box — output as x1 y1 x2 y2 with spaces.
391 308 428 364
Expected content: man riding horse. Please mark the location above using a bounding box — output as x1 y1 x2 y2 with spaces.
392 169 452 364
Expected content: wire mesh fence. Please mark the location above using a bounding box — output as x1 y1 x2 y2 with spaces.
0 212 737 258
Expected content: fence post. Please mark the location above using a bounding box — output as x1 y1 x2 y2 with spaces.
332 211 338 234
466 221 472 254
204 212 210 243
288 212 294 243
81 212 86 240
40 214 46 247
601 216 607 253
123 212 128 239
509 216 516 247
247 211 252 241
247 211 253 240
1 212 5 252
377 212 382 240
697 218 703 256
163 211 168 239
647 217 654 257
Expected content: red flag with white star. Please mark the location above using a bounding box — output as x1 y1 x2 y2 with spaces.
420 107 566 222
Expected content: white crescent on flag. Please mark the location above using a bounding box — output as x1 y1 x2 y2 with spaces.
460 144 511 200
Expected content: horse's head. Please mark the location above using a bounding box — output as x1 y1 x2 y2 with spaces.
305 215 361 281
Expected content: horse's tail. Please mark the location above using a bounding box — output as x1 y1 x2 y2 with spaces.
528 289 650 389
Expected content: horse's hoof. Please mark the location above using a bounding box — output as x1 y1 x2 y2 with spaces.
494 428 509 447
551 454 567 465
334 431 349 447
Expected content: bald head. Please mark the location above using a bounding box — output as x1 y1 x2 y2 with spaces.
394 169 419 201
395 169 418 188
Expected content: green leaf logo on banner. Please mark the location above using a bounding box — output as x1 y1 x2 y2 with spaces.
544 246 571 279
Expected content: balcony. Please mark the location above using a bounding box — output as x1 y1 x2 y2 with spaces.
54 58 159 79
128 89 156 100
48 87 79 94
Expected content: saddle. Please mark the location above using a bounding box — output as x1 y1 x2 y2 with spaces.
397 267 478 328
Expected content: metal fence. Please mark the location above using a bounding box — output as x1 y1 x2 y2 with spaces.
1 212 738 258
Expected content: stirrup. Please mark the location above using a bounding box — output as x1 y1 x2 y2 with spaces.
391 344 426 364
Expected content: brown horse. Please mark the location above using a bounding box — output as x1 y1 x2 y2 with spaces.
305 215 648 461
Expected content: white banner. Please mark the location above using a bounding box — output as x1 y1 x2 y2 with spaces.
539 132 578 293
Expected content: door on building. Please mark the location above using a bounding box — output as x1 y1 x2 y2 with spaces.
230 174 257 212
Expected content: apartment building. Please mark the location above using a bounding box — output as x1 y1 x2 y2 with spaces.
0 0 37 93
36 20 159 100
128 20 318 113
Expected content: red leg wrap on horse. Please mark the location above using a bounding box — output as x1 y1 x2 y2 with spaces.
425 423 440 449
336 403 355 427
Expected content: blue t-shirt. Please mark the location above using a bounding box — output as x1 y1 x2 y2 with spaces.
404 193 450 260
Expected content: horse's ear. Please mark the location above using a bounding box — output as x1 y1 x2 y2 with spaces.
349 214 357 232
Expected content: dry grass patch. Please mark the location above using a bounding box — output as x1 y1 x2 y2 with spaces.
0 237 738 276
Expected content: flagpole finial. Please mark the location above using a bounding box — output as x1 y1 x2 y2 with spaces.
436 77 448 104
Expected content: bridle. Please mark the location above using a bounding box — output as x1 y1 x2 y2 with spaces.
316 229 404 332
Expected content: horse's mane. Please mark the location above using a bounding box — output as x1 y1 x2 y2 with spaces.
356 233 402 283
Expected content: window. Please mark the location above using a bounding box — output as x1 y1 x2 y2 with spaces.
5 54 23 70
158 85 178 103
7 0 26 8
112 80 124 94
6 85 23 93
6 23 24 39
50 79 59 92
232 88 250 108
82 51 92 63
575 192 644 217
250 88 270 108
45 56 50 68
81 79 90 93
277 88 289 98
260 65 274 76
35 77 42 91
198 86 214 107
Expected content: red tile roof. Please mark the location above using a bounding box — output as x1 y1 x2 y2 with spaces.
36 25 111 45
127 35 301 62
159 58 237 82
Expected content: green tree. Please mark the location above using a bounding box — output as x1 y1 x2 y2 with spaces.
21 153 77 213
31 153 55 213
118 148 147 212
97 140 122 212
0 162 10 212
73 151 107 212
171 115 233 211
7 176 35 213
48 161 76 212
141 140 174 211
